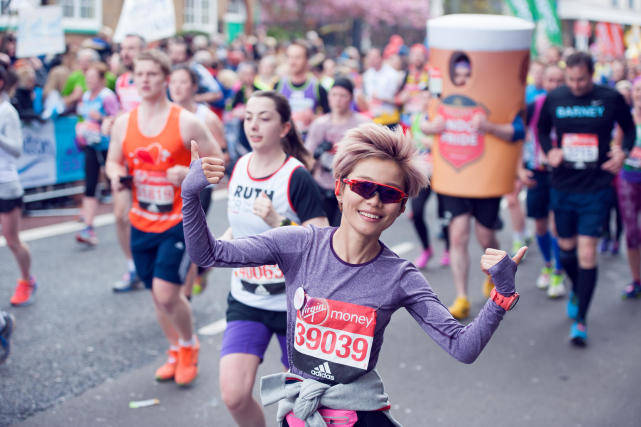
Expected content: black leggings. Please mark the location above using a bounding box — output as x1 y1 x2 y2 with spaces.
411 187 432 250
84 146 107 198
602 191 623 242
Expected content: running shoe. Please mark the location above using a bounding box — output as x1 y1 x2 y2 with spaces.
192 270 210 295
569 322 587 347
439 250 450 267
611 241 620 255
112 270 141 293
414 248 432 269
482 276 494 298
536 266 553 290
0 312 15 364
599 238 610 254
448 296 470 320
76 226 98 246
10 277 37 306
622 281 641 299
155 348 179 381
547 273 566 298
567 291 579 320
175 337 200 386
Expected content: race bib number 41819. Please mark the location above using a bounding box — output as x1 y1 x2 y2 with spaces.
293 297 376 384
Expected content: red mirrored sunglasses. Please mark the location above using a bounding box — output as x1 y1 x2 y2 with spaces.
342 178 408 204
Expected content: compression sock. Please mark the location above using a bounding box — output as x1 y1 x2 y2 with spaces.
536 232 553 264
559 248 579 293
551 236 562 272
577 267 598 323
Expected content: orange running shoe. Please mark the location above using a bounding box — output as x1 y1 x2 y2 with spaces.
155 348 179 382
10 278 37 306
175 337 199 386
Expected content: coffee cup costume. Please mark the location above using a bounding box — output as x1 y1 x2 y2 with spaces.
427 14 534 197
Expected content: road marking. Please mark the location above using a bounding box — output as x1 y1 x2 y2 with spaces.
198 318 227 336
0 213 116 247
391 242 414 256
0 189 229 247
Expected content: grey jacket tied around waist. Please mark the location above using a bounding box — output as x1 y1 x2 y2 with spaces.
260 369 402 427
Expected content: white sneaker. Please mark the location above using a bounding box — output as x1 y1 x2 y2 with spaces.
547 273 566 298
536 267 552 289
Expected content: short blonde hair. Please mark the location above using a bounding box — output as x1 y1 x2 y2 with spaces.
333 123 429 198
134 49 171 76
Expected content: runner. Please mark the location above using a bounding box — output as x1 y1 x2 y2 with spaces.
276 41 329 141
212 90 327 426
519 63 566 298
74 62 119 246
109 34 145 292
362 48 403 127
181 123 526 426
105 49 222 385
305 77 369 226
617 77 641 298
0 65 37 307
168 64 226 296
420 57 525 319
538 52 635 346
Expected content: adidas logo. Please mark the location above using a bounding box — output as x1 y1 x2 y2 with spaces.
310 362 334 381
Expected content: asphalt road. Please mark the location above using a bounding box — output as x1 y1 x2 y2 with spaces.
1 192 640 427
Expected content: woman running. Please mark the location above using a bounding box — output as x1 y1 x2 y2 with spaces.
169 65 227 296
0 65 37 307
198 90 327 426
182 123 525 426
74 62 119 245
617 77 641 298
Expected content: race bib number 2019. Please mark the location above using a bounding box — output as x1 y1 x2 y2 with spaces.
293 296 376 384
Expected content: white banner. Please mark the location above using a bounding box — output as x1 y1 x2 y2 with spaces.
16 5 65 58
17 120 57 188
114 0 176 43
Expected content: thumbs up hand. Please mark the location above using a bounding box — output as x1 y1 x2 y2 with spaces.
181 140 225 200
192 140 225 185
480 246 528 296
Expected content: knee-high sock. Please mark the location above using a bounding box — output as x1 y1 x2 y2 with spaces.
559 248 579 293
577 267 598 323
536 232 552 264
551 236 562 272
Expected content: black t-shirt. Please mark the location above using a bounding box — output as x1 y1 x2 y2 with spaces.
288 166 327 222
537 84 635 192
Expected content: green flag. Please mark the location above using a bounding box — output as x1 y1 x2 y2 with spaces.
533 0 562 45
505 0 538 22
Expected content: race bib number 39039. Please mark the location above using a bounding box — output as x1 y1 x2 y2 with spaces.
293 297 376 384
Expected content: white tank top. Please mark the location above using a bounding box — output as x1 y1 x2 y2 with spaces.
227 153 303 311
194 103 210 123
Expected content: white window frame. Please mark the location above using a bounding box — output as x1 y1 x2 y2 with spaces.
183 0 218 35
224 0 246 22
60 0 102 33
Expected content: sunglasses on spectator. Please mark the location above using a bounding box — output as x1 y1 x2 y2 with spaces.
342 178 408 204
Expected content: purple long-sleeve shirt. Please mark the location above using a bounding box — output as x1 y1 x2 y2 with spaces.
182 160 517 383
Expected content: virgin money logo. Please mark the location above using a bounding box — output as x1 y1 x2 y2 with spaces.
300 297 329 325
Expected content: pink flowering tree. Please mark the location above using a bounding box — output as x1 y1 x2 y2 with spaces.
260 0 431 28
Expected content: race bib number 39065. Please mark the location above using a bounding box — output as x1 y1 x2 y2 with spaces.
293 297 376 384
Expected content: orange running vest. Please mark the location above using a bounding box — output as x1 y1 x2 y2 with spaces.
123 104 190 233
